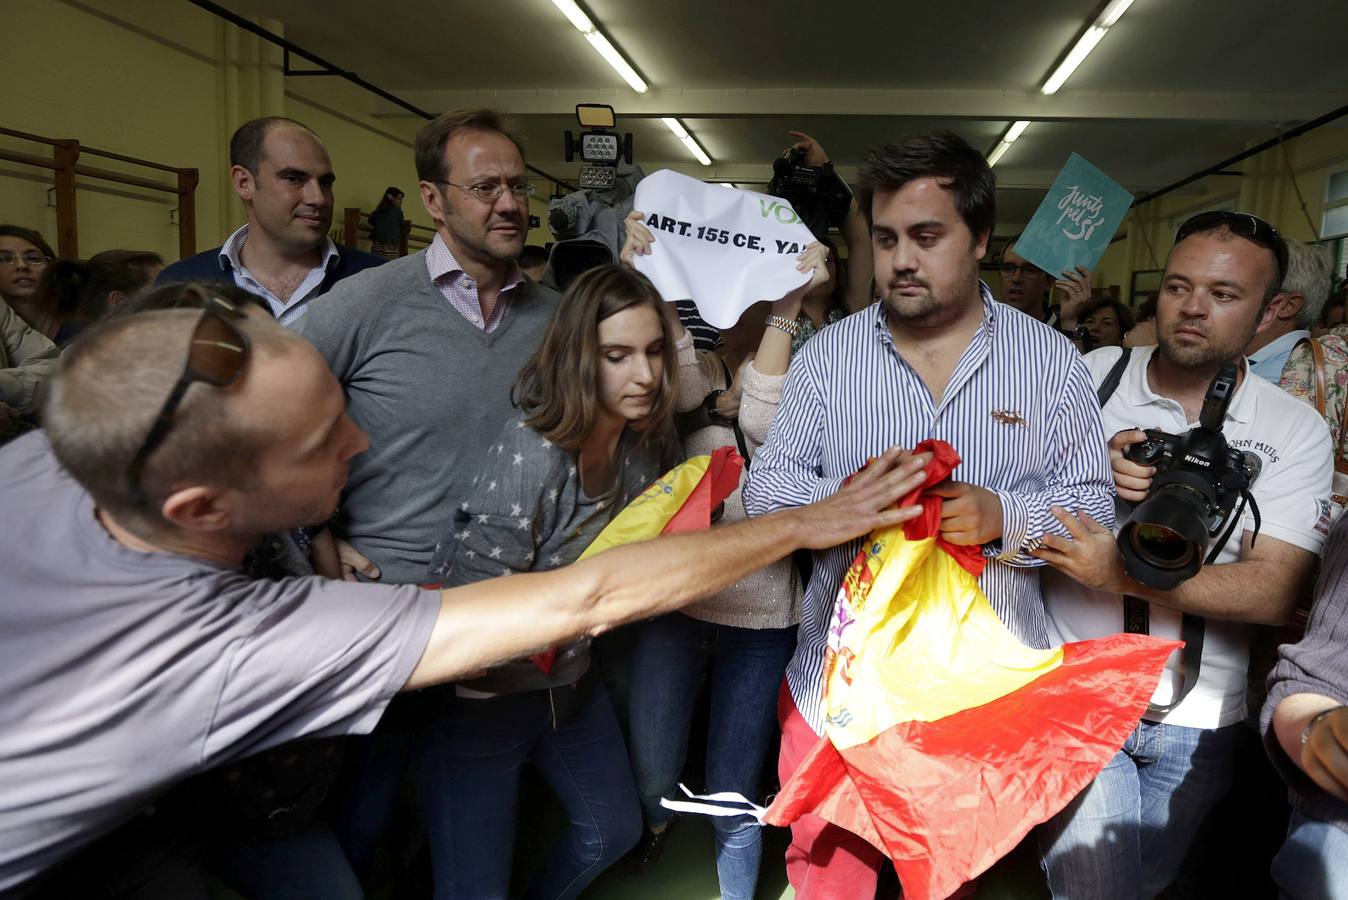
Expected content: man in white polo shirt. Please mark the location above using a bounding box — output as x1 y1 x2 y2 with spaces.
1030 211 1333 900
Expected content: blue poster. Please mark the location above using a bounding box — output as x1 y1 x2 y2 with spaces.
1012 153 1134 279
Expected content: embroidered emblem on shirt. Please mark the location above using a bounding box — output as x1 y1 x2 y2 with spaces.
991 409 1027 427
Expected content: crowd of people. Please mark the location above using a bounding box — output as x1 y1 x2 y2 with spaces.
2 107 1347 900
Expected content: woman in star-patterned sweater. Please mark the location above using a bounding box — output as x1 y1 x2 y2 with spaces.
418 264 680 900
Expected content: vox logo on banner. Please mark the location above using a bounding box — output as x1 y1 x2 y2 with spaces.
632 169 815 329
1013 152 1134 280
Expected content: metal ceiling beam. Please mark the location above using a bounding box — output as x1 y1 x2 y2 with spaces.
383 88 1343 124
528 161 1169 194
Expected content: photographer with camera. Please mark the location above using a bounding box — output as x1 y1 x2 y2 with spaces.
1030 211 1333 900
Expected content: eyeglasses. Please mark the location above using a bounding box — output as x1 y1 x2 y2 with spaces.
0 251 51 268
998 262 1048 278
436 180 536 203
1174 210 1288 286
126 296 251 507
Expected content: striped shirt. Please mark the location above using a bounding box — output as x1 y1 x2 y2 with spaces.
743 286 1115 734
675 299 721 352
425 234 524 333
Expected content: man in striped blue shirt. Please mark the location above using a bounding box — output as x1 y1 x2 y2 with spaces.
743 132 1115 898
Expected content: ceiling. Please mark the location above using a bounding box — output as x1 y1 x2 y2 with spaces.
215 0 1348 231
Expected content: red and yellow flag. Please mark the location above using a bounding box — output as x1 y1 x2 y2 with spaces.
764 440 1179 900
528 445 744 673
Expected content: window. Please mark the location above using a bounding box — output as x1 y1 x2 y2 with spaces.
1322 167 1348 240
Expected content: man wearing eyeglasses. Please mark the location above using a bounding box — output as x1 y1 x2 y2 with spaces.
1031 211 1333 899
157 117 383 325
294 108 556 588
995 238 1092 334
290 109 560 885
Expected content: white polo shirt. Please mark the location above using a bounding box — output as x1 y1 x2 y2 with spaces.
1043 344 1333 729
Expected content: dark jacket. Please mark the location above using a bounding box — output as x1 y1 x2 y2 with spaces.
157 243 384 295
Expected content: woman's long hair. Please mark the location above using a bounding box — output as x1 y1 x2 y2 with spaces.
514 265 677 450
373 186 403 213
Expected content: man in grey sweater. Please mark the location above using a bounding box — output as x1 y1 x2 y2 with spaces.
292 108 560 878
295 109 558 585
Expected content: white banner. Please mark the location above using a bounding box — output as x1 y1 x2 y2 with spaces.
632 169 816 329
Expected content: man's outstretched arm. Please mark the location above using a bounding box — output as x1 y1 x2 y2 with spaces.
405 447 930 689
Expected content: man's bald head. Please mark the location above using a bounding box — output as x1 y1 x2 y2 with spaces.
45 298 306 529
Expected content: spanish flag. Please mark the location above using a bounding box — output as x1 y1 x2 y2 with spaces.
528 446 744 673
763 440 1179 900
578 445 744 561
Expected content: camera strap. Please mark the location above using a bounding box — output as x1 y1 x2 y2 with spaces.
1122 598 1205 716
1095 347 1133 406
1103 347 1202 716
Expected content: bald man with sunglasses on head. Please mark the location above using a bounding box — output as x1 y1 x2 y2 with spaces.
0 283 932 894
1032 211 1333 899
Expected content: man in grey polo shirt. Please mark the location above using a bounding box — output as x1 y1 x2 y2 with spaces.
0 295 929 895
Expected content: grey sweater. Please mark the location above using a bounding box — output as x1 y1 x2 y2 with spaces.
1263 511 1348 834
294 251 558 584
427 413 680 693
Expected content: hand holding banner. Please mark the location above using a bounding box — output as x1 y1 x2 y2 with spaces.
632 169 817 329
1013 153 1134 279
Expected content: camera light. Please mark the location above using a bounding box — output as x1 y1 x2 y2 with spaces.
580 132 620 163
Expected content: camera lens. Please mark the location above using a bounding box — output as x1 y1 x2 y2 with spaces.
1127 523 1197 568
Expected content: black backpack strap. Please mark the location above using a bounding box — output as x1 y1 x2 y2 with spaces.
1096 347 1133 407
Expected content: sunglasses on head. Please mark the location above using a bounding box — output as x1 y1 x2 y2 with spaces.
1174 210 1288 287
125 296 251 508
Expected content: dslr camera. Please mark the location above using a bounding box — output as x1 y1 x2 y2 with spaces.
1117 362 1261 590
766 148 852 241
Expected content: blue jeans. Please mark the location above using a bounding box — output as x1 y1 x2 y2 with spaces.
627 613 797 900
209 822 361 900
417 673 641 900
1272 810 1348 900
1037 720 1239 900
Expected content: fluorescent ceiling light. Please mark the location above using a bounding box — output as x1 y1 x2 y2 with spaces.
584 32 647 92
1004 119 1031 143
550 0 648 93
1099 0 1135 28
660 117 688 140
661 117 712 166
1041 0 1133 95
987 120 1031 168
1042 26 1106 94
987 140 1013 168
549 0 593 33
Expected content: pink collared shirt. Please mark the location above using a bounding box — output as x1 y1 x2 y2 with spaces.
425 234 524 333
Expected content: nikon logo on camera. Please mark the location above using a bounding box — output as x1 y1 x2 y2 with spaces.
1183 454 1211 468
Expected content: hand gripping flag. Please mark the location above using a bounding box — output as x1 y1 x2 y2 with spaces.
527 445 744 674
762 440 1180 900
